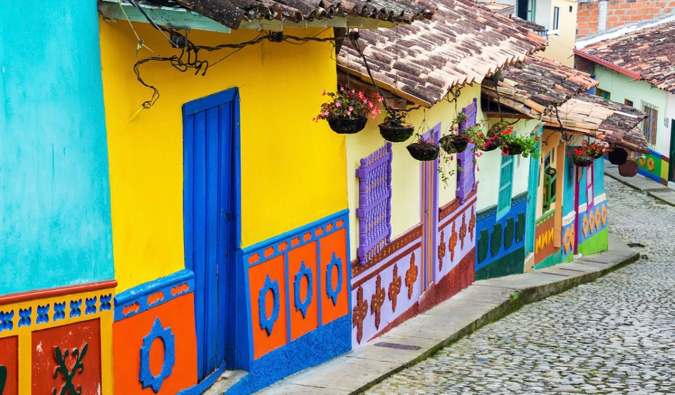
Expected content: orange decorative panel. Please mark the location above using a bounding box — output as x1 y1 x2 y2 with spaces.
113 294 198 394
288 242 319 341
249 255 287 360
320 228 349 325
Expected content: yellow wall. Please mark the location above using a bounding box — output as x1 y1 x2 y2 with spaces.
346 84 481 259
99 20 345 291
544 0 577 67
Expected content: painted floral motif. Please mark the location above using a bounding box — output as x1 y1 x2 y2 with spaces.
601 204 608 226
352 287 368 344
437 230 446 271
563 226 575 254
388 264 402 312
405 253 418 299
588 211 596 234
53 344 88 395
459 215 467 249
469 206 476 239
595 207 601 230
371 276 385 330
449 222 458 262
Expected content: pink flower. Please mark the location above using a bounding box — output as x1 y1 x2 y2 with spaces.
322 89 326 96
335 102 341 108
349 106 354 112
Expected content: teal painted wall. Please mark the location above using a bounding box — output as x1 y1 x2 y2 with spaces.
0 2 114 294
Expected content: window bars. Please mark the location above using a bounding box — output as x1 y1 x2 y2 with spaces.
457 98 478 204
356 143 393 265
642 101 658 146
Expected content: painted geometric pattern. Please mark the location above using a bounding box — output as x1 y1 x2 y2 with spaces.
475 193 528 272
245 210 349 360
579 196 608 244
114 270 194 322
437 198 477 281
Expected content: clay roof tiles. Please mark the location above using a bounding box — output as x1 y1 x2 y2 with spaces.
482 54 648 153
142 0 434 30
576 20 675 94
337 0 548 107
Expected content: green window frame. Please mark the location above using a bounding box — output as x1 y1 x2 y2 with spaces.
542 153 557 213
497 155 514 219
596 88 611 100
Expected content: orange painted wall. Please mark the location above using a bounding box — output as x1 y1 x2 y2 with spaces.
320 228 349 325
113 294 197 394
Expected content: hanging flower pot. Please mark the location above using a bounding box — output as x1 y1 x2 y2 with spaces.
501 142 525 156
619 160 638 177
479 136 501 152
572 155 594 167
440 134 469 154
379 111 414 142
327 116 368 134
407 139 440 161
608 147 628 165
314 88 382 135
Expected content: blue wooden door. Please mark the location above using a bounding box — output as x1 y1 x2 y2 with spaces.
183 88 237 380
525 126 543 254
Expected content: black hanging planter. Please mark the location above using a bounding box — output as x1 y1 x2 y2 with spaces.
619 160 638 177
407 140 440 161
608 147 628 165
327 116 368 134
440 135 469 154
573 156 594 167
501 142 524 156
379 123 415 142
479 137 501 152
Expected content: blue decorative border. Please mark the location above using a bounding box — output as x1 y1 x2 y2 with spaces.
114 270 195 321
243 210 349 266
477 192 528 223
325 252 343 306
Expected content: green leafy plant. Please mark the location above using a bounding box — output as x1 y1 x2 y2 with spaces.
490 121 540 158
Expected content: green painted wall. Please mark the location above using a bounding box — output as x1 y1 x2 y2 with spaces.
578 228 609 257
534 250 562 270
475 246 525 280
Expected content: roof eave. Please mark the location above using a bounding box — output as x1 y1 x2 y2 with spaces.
573 49 642 80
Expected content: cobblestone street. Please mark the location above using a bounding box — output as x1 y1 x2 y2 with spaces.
367 177 675 394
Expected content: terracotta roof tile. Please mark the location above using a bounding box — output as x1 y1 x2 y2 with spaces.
337 0 547 106
482 55 648 153
576 21 675 93
143 0 433 29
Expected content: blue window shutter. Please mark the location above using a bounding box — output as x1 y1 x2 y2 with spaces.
497 155 514 219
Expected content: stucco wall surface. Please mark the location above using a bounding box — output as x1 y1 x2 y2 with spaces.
0 2 114 294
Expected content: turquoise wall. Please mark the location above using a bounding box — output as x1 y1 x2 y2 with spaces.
0 2 114 294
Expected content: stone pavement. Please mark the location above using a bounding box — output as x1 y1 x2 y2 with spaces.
604 163 675 206
256 178 642 395
365 177 675 394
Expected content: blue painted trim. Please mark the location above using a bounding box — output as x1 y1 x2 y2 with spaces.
114 270 194 321
243 209 349 264
316 236 323 327
176 363 227 395
638 168 662 183
0 311 14 332
140 318 176 393
284 250 291 344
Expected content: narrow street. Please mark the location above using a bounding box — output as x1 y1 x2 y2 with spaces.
367 177 675 394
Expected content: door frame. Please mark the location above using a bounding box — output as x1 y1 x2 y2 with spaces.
420 123 440 291
525 125 543 255
182 87 243 376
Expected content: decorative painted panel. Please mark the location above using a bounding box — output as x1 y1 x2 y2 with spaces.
356 143 393 264
475 193 528 279
534 211 557 265
0 336 18 395
32 319 101 395
114 270 194 321
243 210 350 361
113 280 197 395
351 192 476 348
578 194 608 246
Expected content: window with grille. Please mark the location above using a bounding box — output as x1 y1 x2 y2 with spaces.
355 143 393 264
642 102 658 146
596 88 611 100
497 155 514 219
457 98 478 204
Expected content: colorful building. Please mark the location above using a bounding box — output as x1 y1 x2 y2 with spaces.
575 17 675 186
0 0 650 394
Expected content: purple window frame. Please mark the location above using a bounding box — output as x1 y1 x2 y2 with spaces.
355 143 393 265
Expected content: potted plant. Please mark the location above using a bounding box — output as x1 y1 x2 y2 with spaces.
463 122 500 152
407 136 440 161
379 111 414 142
619 159 638 177
608 147 628 165
495 125 540 158
440 113 470 154
582 140 609 159
314 88 381 134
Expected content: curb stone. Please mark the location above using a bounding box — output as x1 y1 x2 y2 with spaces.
256 233 639 395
